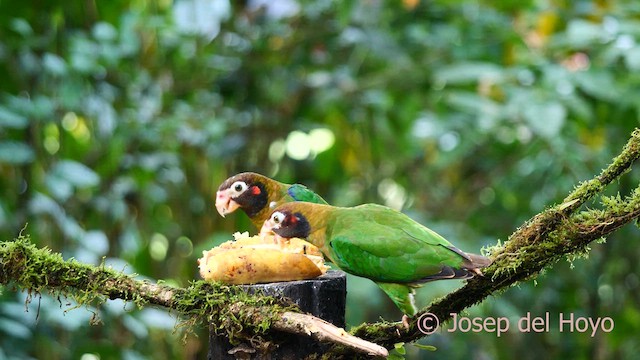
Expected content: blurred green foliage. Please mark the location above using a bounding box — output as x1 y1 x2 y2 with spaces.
1 0 640 359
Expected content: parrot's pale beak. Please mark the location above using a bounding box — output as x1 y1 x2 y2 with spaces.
260 219 286 246
215 190 240 217
259 218 277 236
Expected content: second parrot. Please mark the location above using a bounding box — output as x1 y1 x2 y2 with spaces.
261 202 491 316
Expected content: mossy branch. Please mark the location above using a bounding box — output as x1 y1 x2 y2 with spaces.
349 128 640 349
0 237 387 358
3 129 640 358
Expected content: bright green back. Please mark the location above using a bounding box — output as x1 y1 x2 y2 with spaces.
324 204 466 283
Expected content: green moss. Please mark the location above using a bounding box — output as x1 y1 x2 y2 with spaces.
349 318 399 343
484 185 638 284
567 179 603 203
171 281 297 343
1 234 298 346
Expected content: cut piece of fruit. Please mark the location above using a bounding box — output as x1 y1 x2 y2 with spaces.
198 234 328 284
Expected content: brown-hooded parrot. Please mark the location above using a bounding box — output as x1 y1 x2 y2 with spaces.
215 172 327 230
260 202 491 316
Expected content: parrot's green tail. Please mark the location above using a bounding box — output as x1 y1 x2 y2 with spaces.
375 250 492 316
412 248 492 283
376 245 491 316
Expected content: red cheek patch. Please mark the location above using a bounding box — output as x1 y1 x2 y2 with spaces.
251 186 261 195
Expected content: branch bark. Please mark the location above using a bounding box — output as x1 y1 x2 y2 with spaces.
2 129 640 358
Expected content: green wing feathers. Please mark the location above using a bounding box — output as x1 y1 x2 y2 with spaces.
326 204 490 284
287 184 328 204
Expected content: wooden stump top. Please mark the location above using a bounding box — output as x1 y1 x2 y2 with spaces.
208 270 347 359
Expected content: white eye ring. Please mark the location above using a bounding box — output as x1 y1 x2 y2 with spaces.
230 181 248 195
272 212 285 224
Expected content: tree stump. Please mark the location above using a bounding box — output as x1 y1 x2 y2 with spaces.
208 270 347 359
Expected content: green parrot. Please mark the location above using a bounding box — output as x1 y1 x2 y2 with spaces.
260 202 491 316
215 172 327 230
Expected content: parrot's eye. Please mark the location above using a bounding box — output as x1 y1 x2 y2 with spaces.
230 181 248 195
272 212 285 224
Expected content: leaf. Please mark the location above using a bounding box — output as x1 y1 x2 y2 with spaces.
0 318 32 339
523 101 566 138
445 91 501 117
43 53 67 76
573 70 620 102
45 173 74 201
435 62 504 85
122 314 149 338
9 18 32 36
0 106 28 129
0 141 34 164
562 94 593 120
138 308 176 330
624 46 640 71
92 22 118 41
393 342 406 355
173 0 231 40
565 20 604 48
60 216 84 240
83 230 110 255
413 343 437 351
28 192 60 216
52 160 100 188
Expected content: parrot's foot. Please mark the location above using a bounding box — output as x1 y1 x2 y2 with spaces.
402 314 411 329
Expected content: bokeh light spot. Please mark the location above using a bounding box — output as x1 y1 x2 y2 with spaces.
309 128 335 154
285 130 311 160
176 236 193 257
268 139 286 162
44 122 60 155
149 233 169 261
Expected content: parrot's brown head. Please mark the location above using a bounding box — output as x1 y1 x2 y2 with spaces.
216 172 270 219
262 209 311 239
